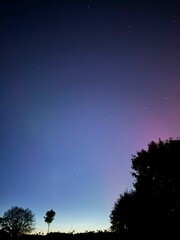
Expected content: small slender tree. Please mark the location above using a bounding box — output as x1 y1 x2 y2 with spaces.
44 209 56 234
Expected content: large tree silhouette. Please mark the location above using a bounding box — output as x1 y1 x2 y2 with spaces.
0 206 35 237
44 209 56 234
110 138 180 234
110 190 137 233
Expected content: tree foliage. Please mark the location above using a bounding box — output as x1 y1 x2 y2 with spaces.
110 138 180 234
0 206 35 237
44 209 56 234
110 190 137 233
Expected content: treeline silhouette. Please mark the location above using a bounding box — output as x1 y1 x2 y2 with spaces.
1 138 180 239
110 138 180 237
0 231 123 240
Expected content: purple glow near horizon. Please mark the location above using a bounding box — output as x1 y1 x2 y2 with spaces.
0 0 180 233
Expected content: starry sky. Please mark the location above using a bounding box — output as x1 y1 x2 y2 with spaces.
0 0 180 234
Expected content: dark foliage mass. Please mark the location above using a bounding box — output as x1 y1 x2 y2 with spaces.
44 210 56 234
110 138 180 235
0 206 35 237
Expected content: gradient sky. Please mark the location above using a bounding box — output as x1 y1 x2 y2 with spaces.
0 0 180 234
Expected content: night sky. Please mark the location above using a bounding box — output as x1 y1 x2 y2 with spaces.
0 0 180 234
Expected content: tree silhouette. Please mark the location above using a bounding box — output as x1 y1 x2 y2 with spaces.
44 209 56 234
110 138 180 235
132 138 180 233
110 190 137 233
0 206 35 237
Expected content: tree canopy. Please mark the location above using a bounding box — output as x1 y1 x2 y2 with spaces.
44 209 56 234
0 206 35 237
110 138 180 234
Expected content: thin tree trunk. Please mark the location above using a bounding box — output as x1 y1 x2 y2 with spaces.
47 223 50 234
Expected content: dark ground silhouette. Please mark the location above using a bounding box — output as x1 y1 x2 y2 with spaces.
0 231 125 240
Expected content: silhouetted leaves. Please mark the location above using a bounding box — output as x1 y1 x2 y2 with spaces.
0 206 35 237
44 209 56 234
110 138 180 235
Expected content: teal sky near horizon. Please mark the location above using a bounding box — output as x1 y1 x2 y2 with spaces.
0 0 180 233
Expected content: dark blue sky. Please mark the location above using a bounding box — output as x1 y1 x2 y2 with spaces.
0 0 180 233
